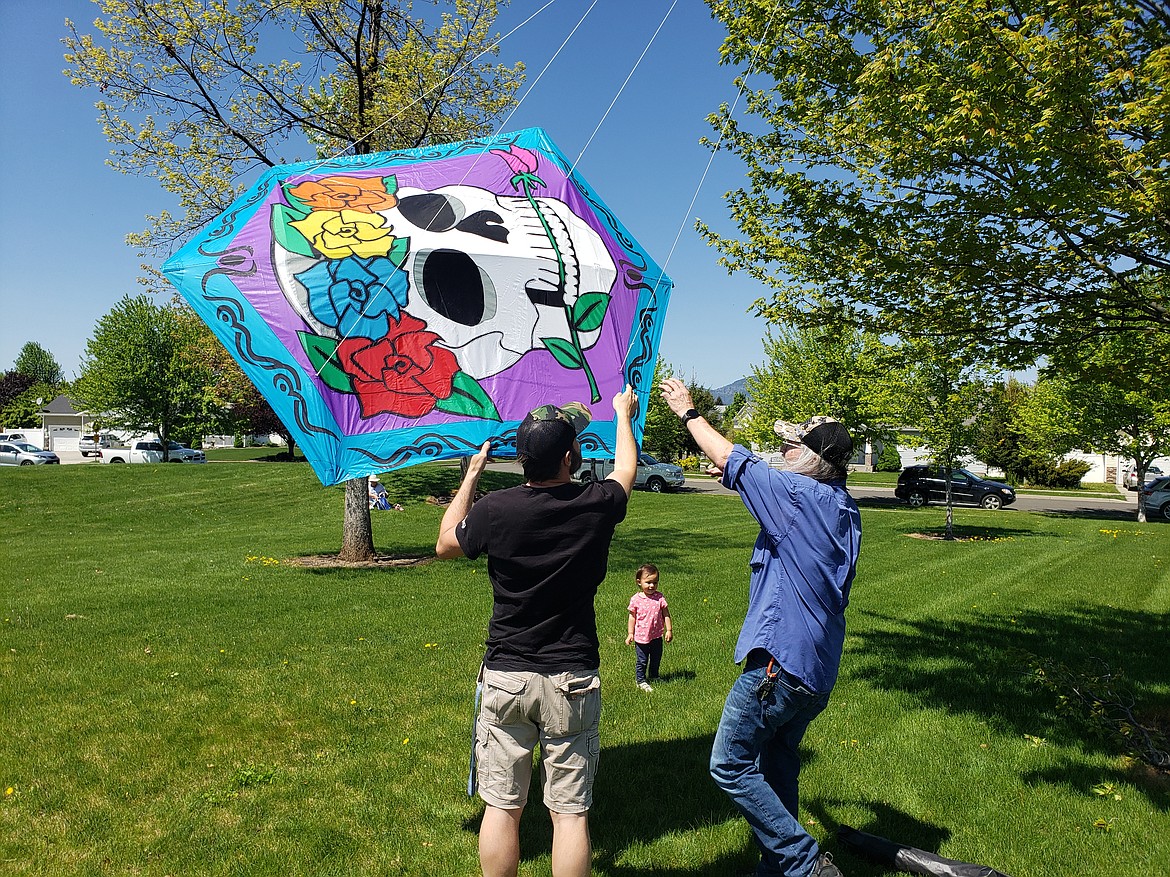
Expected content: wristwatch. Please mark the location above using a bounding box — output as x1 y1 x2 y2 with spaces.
680 408 700 425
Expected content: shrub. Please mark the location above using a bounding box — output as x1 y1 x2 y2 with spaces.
1019 457 1092 488
874 441 902 472
677 455 700 471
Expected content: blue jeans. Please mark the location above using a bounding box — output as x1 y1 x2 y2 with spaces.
634 637 663 683
710 651 831 876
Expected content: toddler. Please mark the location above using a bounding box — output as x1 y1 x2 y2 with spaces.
625 563 672 692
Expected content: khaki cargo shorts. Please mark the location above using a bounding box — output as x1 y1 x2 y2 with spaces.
475 668 601 814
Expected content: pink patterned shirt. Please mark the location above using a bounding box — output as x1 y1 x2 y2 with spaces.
628 591 669 644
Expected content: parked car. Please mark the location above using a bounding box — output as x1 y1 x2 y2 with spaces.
895 465 1016 510
0 432 31 443
574 453 686 492
1140 477 1170 521
100 439 207 464
0 441 61 466
79 434 114 457
1125 464 1164 490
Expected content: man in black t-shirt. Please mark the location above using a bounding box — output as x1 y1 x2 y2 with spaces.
436 386 638 877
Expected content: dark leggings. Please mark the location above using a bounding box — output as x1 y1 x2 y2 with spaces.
634 637 663 683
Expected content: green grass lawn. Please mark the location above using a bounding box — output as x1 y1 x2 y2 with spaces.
2 463 1168 876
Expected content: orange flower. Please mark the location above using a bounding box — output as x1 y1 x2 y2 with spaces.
288 175 398 212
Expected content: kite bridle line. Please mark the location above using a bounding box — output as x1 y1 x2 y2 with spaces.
620 0 786 376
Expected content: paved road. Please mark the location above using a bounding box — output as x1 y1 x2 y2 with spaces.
679 476 1145 520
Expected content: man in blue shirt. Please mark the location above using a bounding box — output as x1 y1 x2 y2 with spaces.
661 378 861 877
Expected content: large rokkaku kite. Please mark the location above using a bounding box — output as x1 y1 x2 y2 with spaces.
164 128 672 484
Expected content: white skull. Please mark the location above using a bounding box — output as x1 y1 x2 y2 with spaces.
271 184 617 380
387 185 616 378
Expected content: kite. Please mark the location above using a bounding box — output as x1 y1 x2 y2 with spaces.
163 127 672 485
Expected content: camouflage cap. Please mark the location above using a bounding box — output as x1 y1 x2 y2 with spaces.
516 402 592 464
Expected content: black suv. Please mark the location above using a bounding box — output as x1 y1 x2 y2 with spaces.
895 466 1016 510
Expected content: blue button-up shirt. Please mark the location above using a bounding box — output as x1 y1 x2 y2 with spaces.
722 445 862 693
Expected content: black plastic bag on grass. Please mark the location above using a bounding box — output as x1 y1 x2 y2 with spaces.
837 825 1013 877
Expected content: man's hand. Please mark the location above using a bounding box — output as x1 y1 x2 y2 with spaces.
612 384 637 421
661 376 733 470
660 378 694 418
467 441 491 478
435 441 491 559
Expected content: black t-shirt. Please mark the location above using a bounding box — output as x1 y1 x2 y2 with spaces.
455 479 628 672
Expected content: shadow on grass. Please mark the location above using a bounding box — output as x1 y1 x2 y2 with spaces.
1037 507 1155 523
462 734 754 875
849 604 1170 806
895 523 1046 540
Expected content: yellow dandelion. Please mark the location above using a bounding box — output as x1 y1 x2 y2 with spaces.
403 738 409 745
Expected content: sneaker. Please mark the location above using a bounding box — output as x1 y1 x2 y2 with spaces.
813 852 843 877
637 681 653 692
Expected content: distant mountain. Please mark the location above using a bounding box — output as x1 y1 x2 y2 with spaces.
711 378 750 404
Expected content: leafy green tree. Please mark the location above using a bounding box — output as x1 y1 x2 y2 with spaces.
12 343 64 386
65 0 523 255
744 322 905 457
701 0 1170 359
76 296 211 460
0 382 62 432
0 372 37 416
65 0 523 560
1045 332 1170 520
641 359 686 460
899 339 997 539
974 379 1031 483
723 391 748 430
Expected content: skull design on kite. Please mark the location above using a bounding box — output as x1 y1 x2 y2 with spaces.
272 145 618 420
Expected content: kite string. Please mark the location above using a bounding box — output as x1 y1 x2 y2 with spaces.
655 0 784 279
566 0 677 178
621 0 784 377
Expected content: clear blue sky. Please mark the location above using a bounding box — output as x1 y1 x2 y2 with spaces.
0 0 772 392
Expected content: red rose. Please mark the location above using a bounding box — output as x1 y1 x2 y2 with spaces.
337 313 459 418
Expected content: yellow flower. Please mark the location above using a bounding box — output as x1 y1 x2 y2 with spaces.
291 209 397 259
5 787 13 796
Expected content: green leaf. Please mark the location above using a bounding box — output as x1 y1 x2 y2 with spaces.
435 372 501 420
572 293 610 332
272 204 316 258
542 337 584 370
387 235 410 270
298 332 353 393
281 186 313 217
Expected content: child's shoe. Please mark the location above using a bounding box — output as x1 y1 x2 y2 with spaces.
637 681 653 692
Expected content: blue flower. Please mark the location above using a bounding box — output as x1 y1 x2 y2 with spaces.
296 255 409 338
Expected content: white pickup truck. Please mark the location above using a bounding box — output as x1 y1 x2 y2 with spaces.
100 440 207 464
574 453 686 492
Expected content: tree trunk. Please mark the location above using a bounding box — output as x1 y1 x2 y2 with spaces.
339 477 375 561
944 465 955 541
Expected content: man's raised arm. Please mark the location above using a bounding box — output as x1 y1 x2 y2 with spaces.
607 384 638 497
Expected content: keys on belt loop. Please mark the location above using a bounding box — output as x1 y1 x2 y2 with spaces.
756 658 780 701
